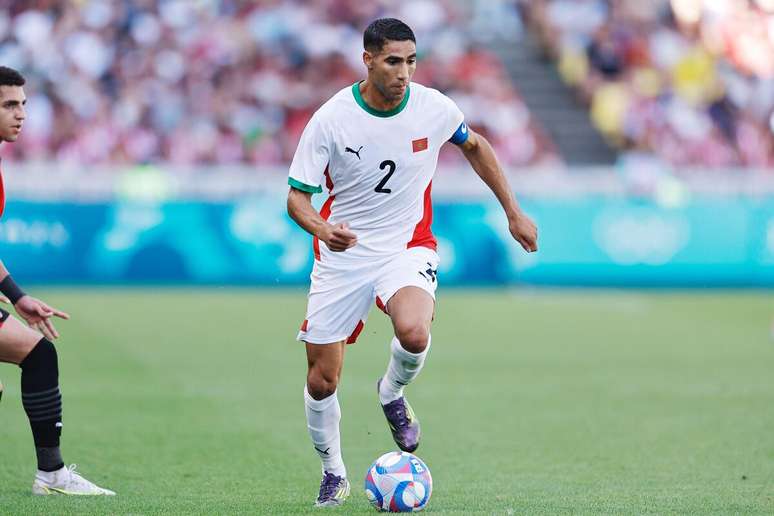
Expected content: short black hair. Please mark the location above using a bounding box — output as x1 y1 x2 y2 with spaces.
0 66 25 87
363 18 416 53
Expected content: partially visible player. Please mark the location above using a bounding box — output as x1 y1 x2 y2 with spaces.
0 66 115 496
287 19 537 507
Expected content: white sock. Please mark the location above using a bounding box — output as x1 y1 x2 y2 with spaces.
379 335 431 405
304 385 346 478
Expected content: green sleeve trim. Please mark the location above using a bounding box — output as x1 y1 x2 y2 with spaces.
288 177 323 194
352 81 410 118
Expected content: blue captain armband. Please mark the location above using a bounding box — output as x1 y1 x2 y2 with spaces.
448 121 469 145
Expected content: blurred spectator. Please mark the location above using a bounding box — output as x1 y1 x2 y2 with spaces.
525 0 774 169
0 0 557 168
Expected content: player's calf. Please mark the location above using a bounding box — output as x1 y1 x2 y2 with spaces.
20 337 64 473
379 336 431 404
304 340 348 500
19 337 116 496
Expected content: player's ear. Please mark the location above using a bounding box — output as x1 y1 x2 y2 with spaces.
363 51 373 70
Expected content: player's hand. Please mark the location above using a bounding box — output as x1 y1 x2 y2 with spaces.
508 212 538 252
323 222 358 252
0 294 10 304
13 296 70 340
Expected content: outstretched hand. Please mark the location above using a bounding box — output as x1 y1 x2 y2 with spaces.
13 296 70 340
509 212 538 253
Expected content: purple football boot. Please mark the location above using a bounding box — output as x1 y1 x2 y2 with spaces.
377 378 421 452
314 471 350 507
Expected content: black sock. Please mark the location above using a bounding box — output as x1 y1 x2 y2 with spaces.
19 338 64 472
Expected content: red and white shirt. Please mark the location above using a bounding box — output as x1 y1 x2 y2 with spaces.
0 158 6 219
288 81 464 259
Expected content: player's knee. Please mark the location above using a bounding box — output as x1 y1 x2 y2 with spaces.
306 368 338 400
19 338 58 372
395 322 430 354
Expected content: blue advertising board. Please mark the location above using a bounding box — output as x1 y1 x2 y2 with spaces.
1 194 772 286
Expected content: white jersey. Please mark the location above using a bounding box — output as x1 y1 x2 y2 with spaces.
288 81 465 259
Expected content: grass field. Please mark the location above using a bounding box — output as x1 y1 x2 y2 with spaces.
1 288 773 514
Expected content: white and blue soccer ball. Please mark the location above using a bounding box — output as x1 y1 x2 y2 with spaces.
364 451 432 512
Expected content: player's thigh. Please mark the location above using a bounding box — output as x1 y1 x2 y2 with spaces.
0 309 43 365
386 287 434 351
299 260 376 346
376 247 438 350
376 247 439 318
387 287 434 330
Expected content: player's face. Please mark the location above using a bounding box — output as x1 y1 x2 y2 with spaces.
0 85 26 143
365 40 417 103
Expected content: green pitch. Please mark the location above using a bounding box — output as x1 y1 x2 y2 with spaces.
1 289 773 514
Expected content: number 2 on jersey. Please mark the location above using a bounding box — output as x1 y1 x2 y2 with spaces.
375 160 396 194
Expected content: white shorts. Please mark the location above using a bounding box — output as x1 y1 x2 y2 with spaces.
297 246 440 345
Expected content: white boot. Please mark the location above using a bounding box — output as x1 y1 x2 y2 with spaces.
32 464 116 496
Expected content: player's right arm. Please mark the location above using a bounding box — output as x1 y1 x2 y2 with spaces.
287 189 357 252
286 110 356 252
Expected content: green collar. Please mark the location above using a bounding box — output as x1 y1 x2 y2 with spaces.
352 81 410 118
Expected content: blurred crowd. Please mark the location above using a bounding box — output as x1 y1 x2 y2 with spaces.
0 0 556 168
525 0 774 168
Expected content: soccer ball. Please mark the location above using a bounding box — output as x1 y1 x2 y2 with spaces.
364 451 432 512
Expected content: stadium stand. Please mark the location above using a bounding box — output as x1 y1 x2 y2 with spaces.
0 0 558 167
522 0 774 168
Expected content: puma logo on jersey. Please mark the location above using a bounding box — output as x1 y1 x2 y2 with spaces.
345 145 363 159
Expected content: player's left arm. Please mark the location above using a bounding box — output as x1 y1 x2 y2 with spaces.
456 128 538 252
0 260 70 340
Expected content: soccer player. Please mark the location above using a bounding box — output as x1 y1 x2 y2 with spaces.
0 66 115 496
287 19 538 507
